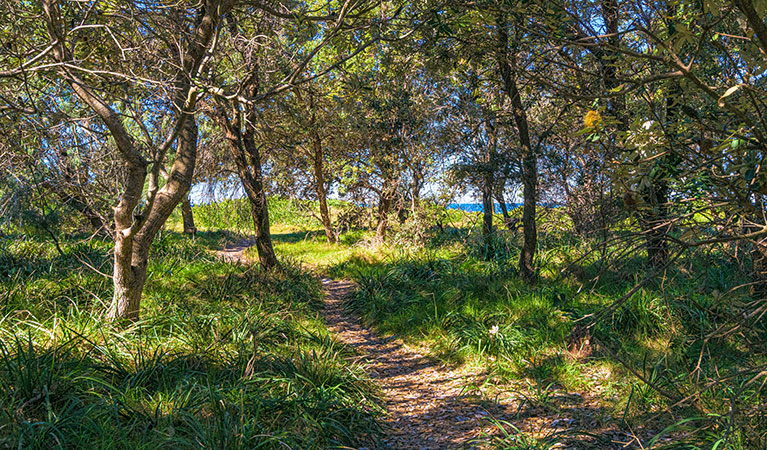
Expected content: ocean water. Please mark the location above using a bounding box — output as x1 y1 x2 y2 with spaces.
446 203 522 213
190 195 549 213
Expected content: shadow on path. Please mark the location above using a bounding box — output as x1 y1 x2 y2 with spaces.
321 278 653 450
215 237 255 264
322 278 506 449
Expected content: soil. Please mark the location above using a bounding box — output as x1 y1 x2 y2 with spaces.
323 277 514 449
218 239 650 449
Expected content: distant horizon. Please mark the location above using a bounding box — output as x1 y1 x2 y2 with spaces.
446 202 522 213
189 179 524 209
189 191 558 214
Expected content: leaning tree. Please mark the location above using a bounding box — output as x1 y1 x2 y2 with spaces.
0 0 233 320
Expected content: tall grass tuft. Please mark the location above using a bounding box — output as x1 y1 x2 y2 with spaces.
0 232 383 449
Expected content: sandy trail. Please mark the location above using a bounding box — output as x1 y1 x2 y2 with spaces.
321 277 501 449
217 237 638 449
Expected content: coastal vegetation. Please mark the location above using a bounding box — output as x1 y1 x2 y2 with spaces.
2 0 766 448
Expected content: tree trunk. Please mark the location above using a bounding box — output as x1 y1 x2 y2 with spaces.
376 187 394 243
108 117 200 320
599 0 669 267
375 177 399 243
234 163 279 269
312 132 336 243
241 136 279 270
214 81 279 270
638 4 678 268
495 192 512 229
411 175 422 217
497 14 537 282
641 182 670 267
110 233 149 321
181 196 197 235
106 156 148 321
43 0 223 321
249 191 279 269
518 146 537 281
481 180 494 259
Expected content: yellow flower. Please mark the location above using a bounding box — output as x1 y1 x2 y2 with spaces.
584 109 602 128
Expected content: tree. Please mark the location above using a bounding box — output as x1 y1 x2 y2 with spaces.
272 83 346 243
10 0 233 320
207 0 391 261
339 56 431 243
495 10 539 281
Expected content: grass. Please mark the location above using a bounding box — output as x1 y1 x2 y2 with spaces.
322 224 765 449
0 231 383 449
261 230 373 269
3 198 766 449
182 197 355 235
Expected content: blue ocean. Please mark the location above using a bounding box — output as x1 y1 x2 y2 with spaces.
446 203 522 213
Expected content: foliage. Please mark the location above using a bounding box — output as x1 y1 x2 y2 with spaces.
334 226 766 448
0 232 383 449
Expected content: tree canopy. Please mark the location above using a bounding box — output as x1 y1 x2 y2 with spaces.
2 0 767 447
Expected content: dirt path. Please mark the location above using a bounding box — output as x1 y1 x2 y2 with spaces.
216 240 496 447
322 277 504 449
214 237 254 264
217 238 636 448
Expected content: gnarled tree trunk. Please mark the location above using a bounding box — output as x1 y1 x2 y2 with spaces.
312 132 336 243
42 0 223 320
234 125 279 270
214 81 279 270
109 117 200 320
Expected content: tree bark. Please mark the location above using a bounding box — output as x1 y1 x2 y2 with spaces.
376 180 397 243
108 117 200 320
495 192 513 229
312 132 336 243
43 0 224 320
181 196 197 235
518 141 538 282
411 173 422 217
240 128 279 270
111 231 148 322
215 86 279 269
248 184 279 270
496 14 537 282
376 194 392 243
641 184 669 267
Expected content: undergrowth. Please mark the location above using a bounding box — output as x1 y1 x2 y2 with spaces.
4 198 766 449
332 228 766 449
0 232 383 449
